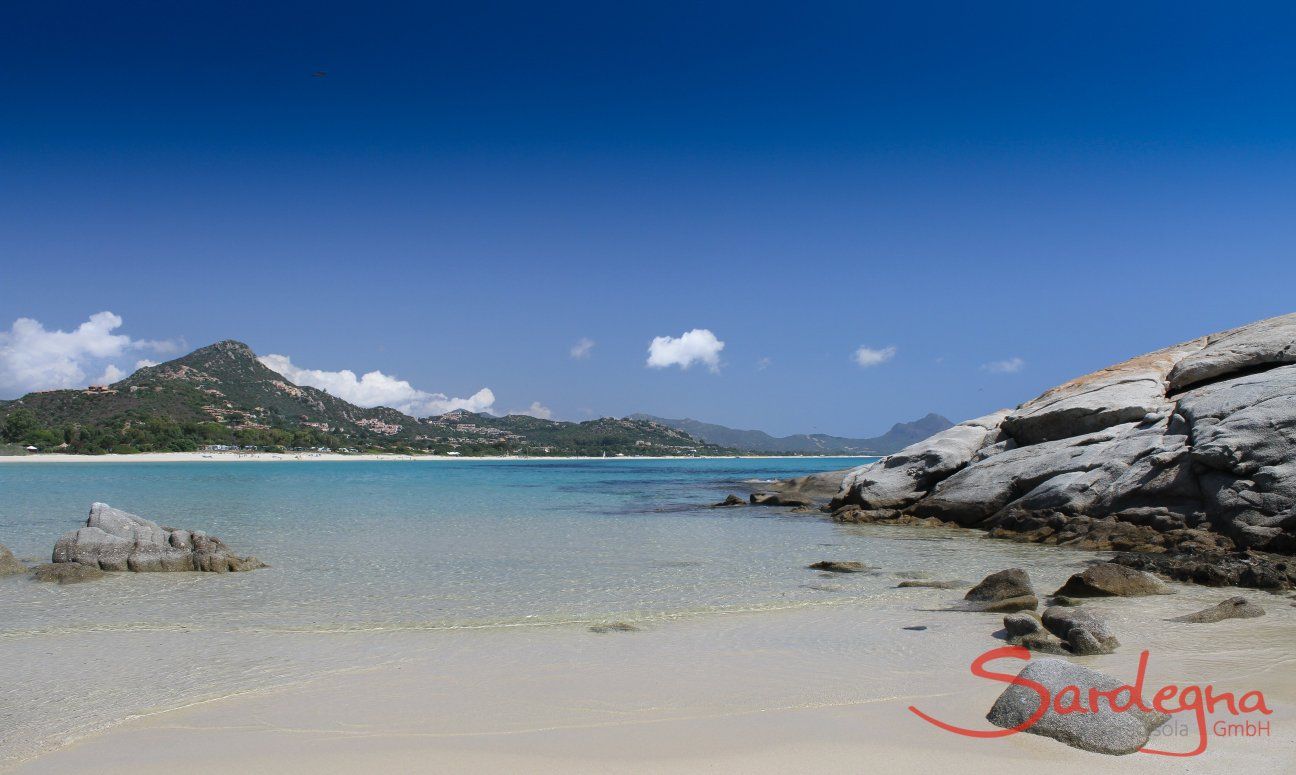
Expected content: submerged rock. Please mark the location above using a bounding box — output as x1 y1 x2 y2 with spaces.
51 503 267 574
1169 596 1265 623
589 622 640 633
0 543 26 576
986 658 1169 755
749 492 809 507
32 562 105 584
963 568 1038 612
807 560 872 574
1053 563 1170 598
897 579 970 589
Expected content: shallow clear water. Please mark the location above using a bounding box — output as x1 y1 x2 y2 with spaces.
4 458 1286 766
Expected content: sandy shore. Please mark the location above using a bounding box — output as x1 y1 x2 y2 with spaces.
0 452 872 464
8 587 1293 774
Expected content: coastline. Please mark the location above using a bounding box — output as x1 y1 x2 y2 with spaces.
0 452 877 464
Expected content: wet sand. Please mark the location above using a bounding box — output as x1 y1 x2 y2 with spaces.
9 587 1294 774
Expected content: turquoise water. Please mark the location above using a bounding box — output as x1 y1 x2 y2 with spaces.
0 457 1121 764
1 459 874 632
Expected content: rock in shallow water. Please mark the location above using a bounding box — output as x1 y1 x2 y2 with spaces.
0 543 26 575
807 560 872 573
1041 606 1120 655
51 503 267 574
1169 596 1265 623
32 562 105 584
963 568 1039 612
1053 563 1170 597
986 658 1170 755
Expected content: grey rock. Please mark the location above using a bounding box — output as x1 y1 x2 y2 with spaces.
964 568 1038 612
831 411 1011 513
987 658 1170 754
1166 312 1296 391
1002 613 1068 654
1042 606 1120 655
32 562 105 584
1053 563 1169 597
51 503 267 574
710 494 745 508
1169 596 1265 623
749 492 809 507
817 313 1296 583
0 543 26 575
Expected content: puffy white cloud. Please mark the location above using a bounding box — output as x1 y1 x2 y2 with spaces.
853 345 897 367
510 401 554 420
94 364 126 385
570 337 595 359
134 359 159 370
0 311 179 396
258 353 496 417
646 328 725 372
982 356 1025 374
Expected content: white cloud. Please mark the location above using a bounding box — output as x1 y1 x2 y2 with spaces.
0 311 179 397
94 364 126 385
510 401 554 420
982 356 1025 374
259 353 496 417
756 356 772 371
647 328 725 373
570 337 595 359
853 345 897 368
134 359 159 370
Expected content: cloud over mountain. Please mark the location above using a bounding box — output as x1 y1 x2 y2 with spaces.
258 353 496 417
0 311 180 396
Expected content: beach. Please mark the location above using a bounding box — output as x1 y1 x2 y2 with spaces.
9 589 1295 774
2 459 1293 772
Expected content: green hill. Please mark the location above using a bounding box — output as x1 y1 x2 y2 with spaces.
0 341 730 456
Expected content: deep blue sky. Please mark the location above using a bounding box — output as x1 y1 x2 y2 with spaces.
3 2 1295 435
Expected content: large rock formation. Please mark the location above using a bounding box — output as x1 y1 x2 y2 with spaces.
827 314 1296 585
52 503 266 573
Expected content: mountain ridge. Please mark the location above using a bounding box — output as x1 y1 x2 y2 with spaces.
0 340 731 456
629 412 953 455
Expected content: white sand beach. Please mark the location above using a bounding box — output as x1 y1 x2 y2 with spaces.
8 597 1294 775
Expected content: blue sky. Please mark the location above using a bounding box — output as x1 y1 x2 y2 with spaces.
2 2 1295 436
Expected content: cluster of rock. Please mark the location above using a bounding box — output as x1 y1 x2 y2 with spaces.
0 503 268 584
822 313 1296 589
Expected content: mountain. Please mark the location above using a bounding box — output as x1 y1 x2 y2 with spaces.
0 341 732 457
629 413 954 455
